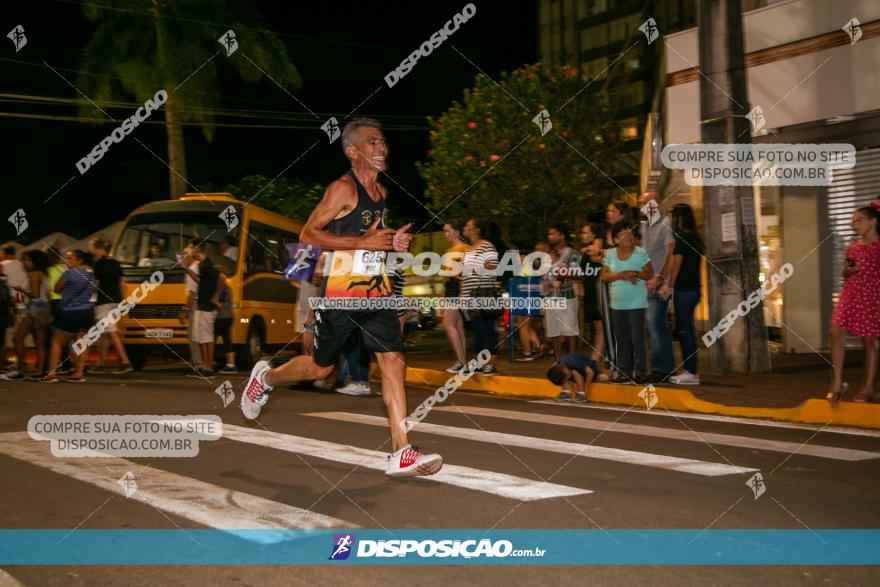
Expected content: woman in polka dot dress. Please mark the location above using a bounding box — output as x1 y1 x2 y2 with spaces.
827 201 880 405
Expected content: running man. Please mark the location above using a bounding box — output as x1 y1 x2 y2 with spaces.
240 118 443 478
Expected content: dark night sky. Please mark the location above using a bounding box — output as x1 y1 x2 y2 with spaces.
0 1 537 243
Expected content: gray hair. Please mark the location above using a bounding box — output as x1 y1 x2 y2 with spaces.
341 118 382 153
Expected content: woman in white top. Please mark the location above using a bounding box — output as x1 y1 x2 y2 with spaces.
5 250 52 379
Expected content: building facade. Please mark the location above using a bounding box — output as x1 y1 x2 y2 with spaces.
664 0 880 351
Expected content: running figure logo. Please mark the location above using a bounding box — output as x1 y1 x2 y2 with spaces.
639 18 659 45
532 109 552 136
8 209 27 236
218 29 238 56
215 380 235 408
219 205 239 231
322 117 341 143
842 18 862 45
117 471 138 498
292 245 315 273
285 243 319 281
328 533 356 560
641 200 660 226
638 384 659 410
746 472 766 500
746 105 765 132
7 25 26 52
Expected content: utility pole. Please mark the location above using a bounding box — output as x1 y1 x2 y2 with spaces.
698 0 770 374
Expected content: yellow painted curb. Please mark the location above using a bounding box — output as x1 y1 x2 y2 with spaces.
388 366 880 430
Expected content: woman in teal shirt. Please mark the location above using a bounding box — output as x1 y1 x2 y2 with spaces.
600 222 653 384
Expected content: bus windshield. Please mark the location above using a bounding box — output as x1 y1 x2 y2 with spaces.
114 210 238 268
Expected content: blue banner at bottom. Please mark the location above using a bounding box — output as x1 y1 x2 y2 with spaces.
0 530 878 565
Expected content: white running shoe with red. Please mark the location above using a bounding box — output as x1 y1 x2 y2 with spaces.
240 360 274 420
385 445 443 478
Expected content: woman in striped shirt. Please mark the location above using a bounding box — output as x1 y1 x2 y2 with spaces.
460 218 501 376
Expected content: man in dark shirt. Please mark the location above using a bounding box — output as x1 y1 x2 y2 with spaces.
660 206 704 385
88 238 133 374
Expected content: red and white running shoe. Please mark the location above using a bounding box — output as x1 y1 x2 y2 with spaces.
385 445 443 478
240 360 273 420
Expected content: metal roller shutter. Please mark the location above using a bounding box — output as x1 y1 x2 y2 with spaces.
827 147 880 303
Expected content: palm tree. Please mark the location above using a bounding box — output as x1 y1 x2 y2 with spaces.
77 0 300 198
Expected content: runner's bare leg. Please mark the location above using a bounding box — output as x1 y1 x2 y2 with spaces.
265 354 333 386
374 351 408 451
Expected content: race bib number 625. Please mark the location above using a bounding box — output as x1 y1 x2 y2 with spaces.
352 250 386 276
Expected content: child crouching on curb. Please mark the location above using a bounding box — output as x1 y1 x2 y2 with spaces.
548 353 597 403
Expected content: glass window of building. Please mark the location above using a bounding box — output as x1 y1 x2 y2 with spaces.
609 82 644 107
583 56 608 78
581 24 608 51
579 0 608 17
619 117 640 140
609 18 628 42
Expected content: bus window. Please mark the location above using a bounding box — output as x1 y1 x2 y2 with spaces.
245 223 272 275
247 222 299 275
278 230 299 270
264 227 299 274
115 211 229 268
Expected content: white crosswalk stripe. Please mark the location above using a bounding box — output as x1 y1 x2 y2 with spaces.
0 432 353 543
218 422 590 501
307 412 758 476
433 406 880 461
529 400 880 438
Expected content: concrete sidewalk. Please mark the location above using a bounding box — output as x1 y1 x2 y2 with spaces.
391 346 880 430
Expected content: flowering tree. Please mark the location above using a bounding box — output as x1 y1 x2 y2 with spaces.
418 63 624 248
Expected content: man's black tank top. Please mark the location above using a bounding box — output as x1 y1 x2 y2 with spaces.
325 170 387 237
320 170 392 299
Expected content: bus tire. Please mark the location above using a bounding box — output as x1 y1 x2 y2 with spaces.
236 320 265 369
127 348 149 371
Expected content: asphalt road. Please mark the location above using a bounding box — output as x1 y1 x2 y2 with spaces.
0 368 878 586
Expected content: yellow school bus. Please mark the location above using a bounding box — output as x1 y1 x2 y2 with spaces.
111 193 304 369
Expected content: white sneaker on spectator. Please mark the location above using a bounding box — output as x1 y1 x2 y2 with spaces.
336 382 371 396
669 371 700 385
445 362 464 374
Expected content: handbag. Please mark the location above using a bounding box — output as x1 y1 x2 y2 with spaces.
470 284 503 320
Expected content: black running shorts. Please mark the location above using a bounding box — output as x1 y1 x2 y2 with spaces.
54 308 94 335
312 308 403 367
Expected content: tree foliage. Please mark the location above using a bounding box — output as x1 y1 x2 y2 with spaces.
77 0 300 197
418 63 624 248
223 175 323 222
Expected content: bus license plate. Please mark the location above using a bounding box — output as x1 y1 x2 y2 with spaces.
145 328 173 339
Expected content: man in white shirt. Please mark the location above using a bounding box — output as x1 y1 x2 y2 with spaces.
639 191 676 382
1 246 28 309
